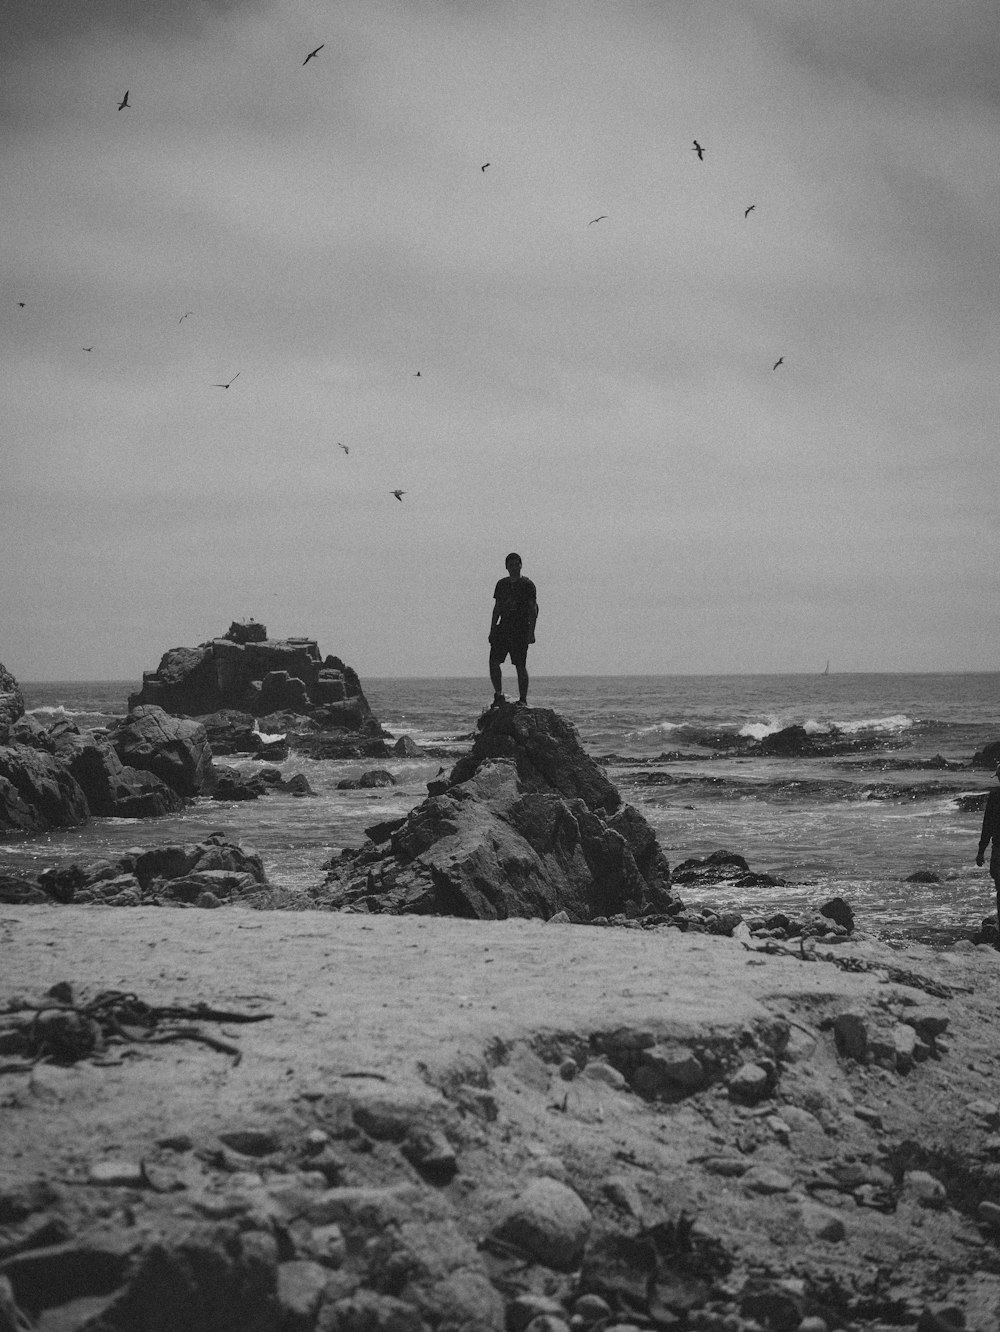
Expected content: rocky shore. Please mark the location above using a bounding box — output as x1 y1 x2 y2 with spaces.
3 669 1000 1329
0 631 392 835
1 910 999 1332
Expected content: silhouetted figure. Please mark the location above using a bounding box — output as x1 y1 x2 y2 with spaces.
692 140 704 160
489 552 538 707
303 45 324 64
588 215 607 225
772 356 784 370
391 489 405 501
744 204 756 217
976 763 1000 944
118 90 130 110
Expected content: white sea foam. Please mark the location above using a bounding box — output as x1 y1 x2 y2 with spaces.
255 731 287 743
27 705 107 719
836 713 913 735
738 713 914 740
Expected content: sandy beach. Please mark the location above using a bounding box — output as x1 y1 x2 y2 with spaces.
2 906 999 1330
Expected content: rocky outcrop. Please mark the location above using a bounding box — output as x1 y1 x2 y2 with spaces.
33 834 269 906
108 706 214 798
0 744 90 833
128 621 383 738
0 661 25 736
313 704 675 921
972 739 1000 769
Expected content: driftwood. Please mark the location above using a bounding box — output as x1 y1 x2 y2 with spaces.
0 987 272 1071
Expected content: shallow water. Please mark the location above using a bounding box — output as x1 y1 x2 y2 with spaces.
5 674 999 939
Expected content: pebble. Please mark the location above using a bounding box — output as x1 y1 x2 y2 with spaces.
218 1128 280 1157
742 1166 794 1195
507 1294 567 1331
728 1062 772 1105
581 1060 628 1090
977 1200 1000 1230
87 1160 145 1188
491 1177 592 1270
276 1259 329 1324
967 1099 1000 1129
573 1293 612 1324
853 1105 883 1128
904 1171 948 1209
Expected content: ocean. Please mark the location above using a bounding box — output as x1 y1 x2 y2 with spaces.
4 674 999 943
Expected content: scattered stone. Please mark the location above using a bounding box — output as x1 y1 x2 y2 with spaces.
832 1010 868 1062
967 1100 1000 1129
903 1171 948 1209
727 1062 772 1105
742 1166 794 1195
601 1175 644 1219
217 1129 280 1157
400 1125 458 1184
977 1200 1000 1231
581 1060 628 1090
507 1294 567 1332
573 1293 614 1324
630 1044 706 1100
799 1201 847 1242
740 1281 804 1332
277 1259 329 1329
491 1177 592 1270
906 869 941 883
901 1006 950 1042
818 897 855 932
87 1160 146 1188
854 1105 883 1129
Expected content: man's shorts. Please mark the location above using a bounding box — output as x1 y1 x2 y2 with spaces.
489 634 529 669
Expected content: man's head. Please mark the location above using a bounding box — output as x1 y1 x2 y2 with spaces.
505 552 522 579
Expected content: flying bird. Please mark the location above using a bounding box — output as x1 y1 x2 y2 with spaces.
179 311 192 322
588 215 607 225
391 490 405 502
481 162 490 172
212 372 241 388
17 302 25 308
303 44 324 64
744 204 756 218
772 357 784 371
413 371 421 377
338 442 349 454
118 91 130 110
82 346 94 352
692 140 704 160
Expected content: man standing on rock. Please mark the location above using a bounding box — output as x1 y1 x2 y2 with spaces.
489 553 538 708
975 762 1000 941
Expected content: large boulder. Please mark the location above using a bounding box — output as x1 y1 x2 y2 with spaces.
0 744 90 833
46 719 185 818
128 623 380 734
108 706 214 797
313 704 674 921
0 661 25 737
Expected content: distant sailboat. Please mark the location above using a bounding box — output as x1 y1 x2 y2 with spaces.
822 660 830 675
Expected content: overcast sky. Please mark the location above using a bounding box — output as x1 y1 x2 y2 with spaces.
4 0 998 681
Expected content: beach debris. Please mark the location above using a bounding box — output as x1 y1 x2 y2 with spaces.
0 985 271 1073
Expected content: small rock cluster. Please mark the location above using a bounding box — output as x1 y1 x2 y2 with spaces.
1 835 269 908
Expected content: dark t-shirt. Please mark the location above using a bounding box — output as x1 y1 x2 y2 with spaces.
980 787 1000 861
492 576 537 643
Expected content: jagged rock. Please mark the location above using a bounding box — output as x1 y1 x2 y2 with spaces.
972 740 1000 769
109 705 214 797
336 769 396 790
34 835 267 906
313 706 673 921
819 897 855 933
671 849 785 889
45 718 185 818
0 744 90 833
393 735 423 757
128 624 381 736
0 662 25 737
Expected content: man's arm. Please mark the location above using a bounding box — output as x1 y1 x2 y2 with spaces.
977 791 997 863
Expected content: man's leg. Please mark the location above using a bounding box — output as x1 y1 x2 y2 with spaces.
489 652 504 701
513 648 529 704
